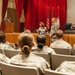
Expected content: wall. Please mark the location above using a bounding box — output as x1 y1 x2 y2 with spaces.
67 0 75 24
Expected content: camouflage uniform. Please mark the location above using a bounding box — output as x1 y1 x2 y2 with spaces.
0 41 15 50
50 39 72 49
10 52 50 75
32 46 56 54
50 22 60 43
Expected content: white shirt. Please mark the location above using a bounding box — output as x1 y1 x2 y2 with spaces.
50 39 72 49
39 27 47 34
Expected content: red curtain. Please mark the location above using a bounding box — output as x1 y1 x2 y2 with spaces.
1 0 8 30
19 0 67 30
15 0 24 30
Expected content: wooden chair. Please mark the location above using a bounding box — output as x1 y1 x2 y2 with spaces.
0 62 39 75
52 48 72 55
51 54 75 70
44 69 68 75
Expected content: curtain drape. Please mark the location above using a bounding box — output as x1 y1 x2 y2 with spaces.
1 0 8 30
24 0 66 30
15 0 24 30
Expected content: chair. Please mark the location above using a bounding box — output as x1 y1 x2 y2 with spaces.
51 54 75 70
0 62 39 75
44 69 68 75
0 49 4 54
71 49 75 55
33 52 50 64
4 49 20 58
52 48 72 55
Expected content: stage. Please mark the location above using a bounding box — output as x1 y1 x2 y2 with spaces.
5 33 75 47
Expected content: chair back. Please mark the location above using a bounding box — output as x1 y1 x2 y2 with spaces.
52 48 71 55
44 69 68 75
0 62 39 75
33 52 50 64
4 49 20 58
51 54 75 70
71 49 75 55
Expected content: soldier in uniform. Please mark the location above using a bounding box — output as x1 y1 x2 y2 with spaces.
0 31 16 50
50 30 72 49
33 34 56 54
10 33 50 75
50 17 60 43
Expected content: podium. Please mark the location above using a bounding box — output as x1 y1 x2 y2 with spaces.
4 22 14 33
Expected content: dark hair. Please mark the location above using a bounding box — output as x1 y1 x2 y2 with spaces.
0 31 6 43
36 34 46 49
18 33 34 55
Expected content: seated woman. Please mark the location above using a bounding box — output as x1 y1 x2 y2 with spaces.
10 33 50 75
32 34 56 54
0 31 16 50
38 22 47 35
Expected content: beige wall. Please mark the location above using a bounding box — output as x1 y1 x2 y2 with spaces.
67 0 75 24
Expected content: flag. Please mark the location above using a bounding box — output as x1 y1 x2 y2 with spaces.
46 10 50 30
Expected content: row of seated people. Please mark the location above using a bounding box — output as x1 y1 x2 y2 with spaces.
0 30 75 75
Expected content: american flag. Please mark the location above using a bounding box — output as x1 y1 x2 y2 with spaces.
46 11 50 30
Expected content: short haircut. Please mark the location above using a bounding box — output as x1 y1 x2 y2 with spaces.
56 30 63 38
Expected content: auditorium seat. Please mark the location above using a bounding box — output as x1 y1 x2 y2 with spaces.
0 62 39 75
33 52 50 65
51 54 75 70
44 69 68 75
4 49 20 58
51 48 72 55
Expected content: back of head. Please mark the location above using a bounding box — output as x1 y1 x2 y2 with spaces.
56 30 63 39
0 31 6 43
36 34 46 49
18 33 34 55
23 29 31 34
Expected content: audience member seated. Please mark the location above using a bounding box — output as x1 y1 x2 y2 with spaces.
16 30 37 50
0 31 16 50
32 34 56 54
10 33 50 75
56 61 75 74
50 30 72 49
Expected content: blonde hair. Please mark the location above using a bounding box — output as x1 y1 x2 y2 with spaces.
18 33 34 55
